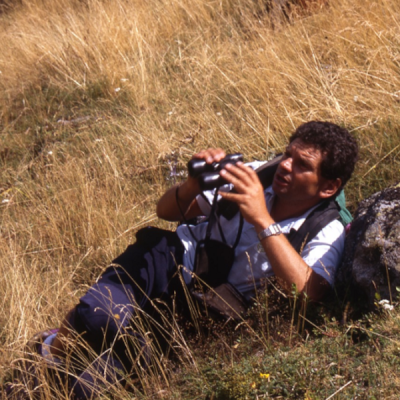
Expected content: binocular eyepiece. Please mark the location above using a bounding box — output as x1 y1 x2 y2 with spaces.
188 153 243 190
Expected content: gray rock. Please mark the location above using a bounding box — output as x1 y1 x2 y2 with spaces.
336 182 400 309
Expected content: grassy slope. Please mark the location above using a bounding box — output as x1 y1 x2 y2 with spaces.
0 0 399 398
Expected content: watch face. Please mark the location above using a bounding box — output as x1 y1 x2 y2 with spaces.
258 224 282 241
271 224 281 235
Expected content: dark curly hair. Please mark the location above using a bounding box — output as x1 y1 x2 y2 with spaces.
289 121 358 188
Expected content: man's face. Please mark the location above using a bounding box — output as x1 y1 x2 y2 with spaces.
272 139 331 207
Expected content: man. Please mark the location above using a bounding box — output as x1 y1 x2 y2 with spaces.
158 120 357 301
20 121 358 398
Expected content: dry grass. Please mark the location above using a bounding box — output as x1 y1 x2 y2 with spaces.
0 0 400 398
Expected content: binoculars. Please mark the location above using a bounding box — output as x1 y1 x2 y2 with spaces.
188 153 243 190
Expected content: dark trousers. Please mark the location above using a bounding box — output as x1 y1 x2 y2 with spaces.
66 227 185 396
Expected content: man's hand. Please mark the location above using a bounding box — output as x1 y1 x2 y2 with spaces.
192 148 226 164
218 162 273 230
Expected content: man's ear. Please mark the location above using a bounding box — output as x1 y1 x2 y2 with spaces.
319 178 342 199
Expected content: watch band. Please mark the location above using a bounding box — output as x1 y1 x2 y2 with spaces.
257 223 283 241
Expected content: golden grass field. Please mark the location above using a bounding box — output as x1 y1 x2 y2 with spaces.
0 0 400 398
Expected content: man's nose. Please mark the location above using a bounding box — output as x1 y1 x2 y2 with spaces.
280 157 293 172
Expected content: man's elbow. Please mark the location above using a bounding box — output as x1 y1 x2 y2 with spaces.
301 272 331 302
156 202 175 221
156 202 164 219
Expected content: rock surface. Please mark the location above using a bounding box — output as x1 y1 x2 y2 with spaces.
337 182 400 309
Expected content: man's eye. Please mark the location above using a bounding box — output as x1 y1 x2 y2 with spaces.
299 160 311 169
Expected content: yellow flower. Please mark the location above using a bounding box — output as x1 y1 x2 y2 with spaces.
114 314 120 320
259 373 270 379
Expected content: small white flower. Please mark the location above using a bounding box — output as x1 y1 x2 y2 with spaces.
120 78 128 82
216 112 222 116
2 199 10 204
378 299 394 311
48 151 53 155
168 111 173 115
114 87 121 93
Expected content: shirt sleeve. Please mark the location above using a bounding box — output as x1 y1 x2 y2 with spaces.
300 219 345 286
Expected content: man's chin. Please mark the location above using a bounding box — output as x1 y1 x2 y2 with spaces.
272 179 289 195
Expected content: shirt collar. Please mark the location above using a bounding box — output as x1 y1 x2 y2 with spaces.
264 185 320 233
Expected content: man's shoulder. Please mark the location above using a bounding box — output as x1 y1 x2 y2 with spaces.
312 218 345 242
287 197 343 253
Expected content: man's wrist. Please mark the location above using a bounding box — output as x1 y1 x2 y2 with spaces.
257 223 283 241
253 215 275 235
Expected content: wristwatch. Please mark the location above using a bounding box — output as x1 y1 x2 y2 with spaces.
257 223 283 241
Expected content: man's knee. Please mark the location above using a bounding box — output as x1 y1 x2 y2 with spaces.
71 282 136 347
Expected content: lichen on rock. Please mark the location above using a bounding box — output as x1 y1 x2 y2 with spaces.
336 182 400 310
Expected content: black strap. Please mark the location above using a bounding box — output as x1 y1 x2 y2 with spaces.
175 185 199 243
232 213 244 250
176 185 243 249
205 190 220 241
286 199 340 253
206 189 244 249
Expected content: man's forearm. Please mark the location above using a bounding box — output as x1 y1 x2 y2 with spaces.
217 162 328 301
257 230 327 301
156 180 200 222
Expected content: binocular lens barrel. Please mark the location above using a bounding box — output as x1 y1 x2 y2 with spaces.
187 159 208 178
187 153 243 190
198 172 227 191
